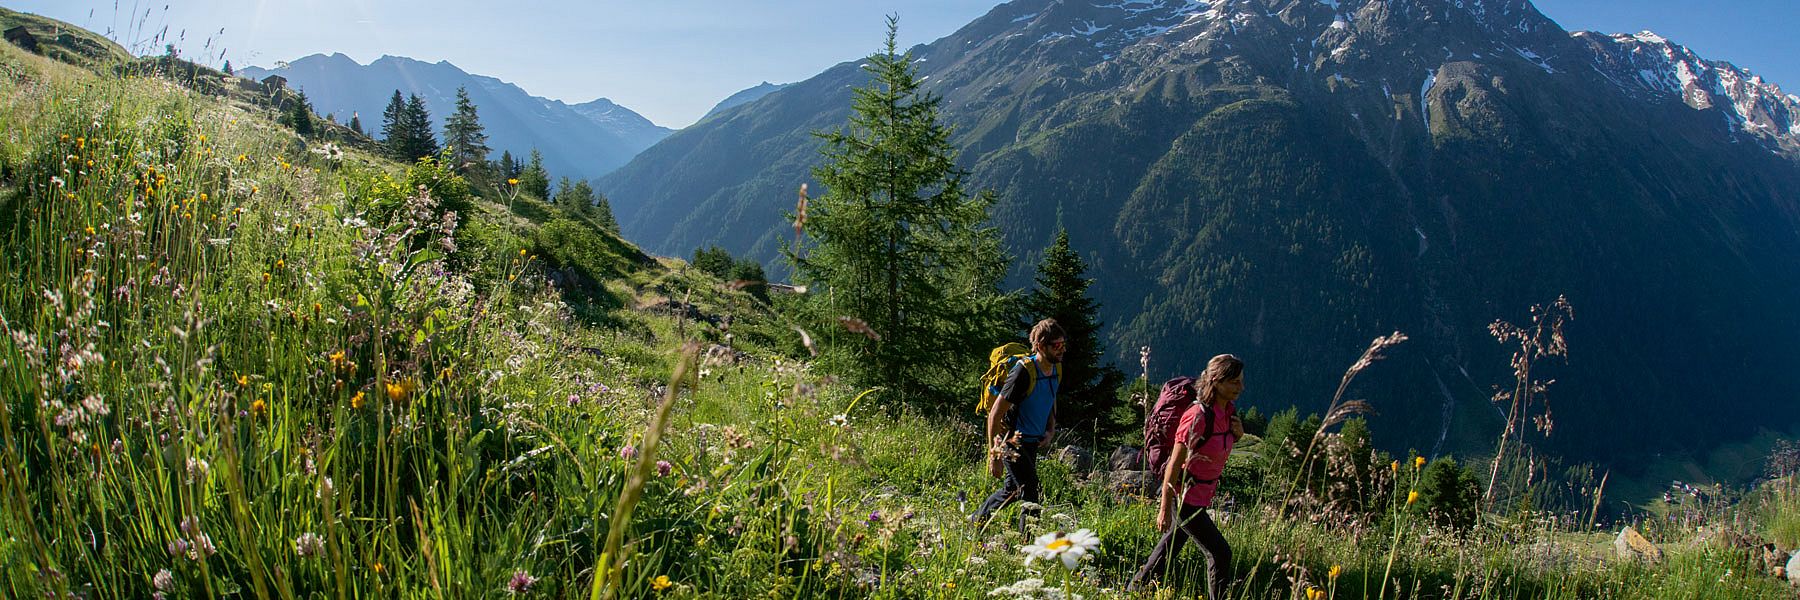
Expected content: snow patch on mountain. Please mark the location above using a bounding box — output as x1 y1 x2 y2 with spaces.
1575 29 1800 147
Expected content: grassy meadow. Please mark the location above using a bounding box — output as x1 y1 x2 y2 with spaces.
0 26 1797 600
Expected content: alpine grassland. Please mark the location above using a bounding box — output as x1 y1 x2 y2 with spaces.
1 14 1798 600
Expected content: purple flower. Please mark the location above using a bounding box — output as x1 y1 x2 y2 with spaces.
566 393 580 407
868 510 882 524
656 460 672 477
152 569 174 591
619 445 637 461
508 570 538 594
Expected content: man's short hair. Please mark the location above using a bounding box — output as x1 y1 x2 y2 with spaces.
1029 318 1065 349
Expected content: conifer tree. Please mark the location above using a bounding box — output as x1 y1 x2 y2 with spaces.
498 150 518 181
348 113 363 137
442 86 490 175
785 17 1013 401
380 90 409 158
592 194 619 233
1025 228 1126 436
222 60 233 75
402 94 439 160
288 90 315 137
518 149 551 200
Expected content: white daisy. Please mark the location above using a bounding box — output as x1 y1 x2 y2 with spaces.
1020 528 1100 570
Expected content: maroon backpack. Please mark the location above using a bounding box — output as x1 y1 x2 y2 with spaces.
1144 376 1197 478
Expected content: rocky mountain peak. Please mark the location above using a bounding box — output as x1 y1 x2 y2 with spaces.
1575 30 1800 153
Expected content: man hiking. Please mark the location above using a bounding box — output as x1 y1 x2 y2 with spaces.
971 318 1066 527
1129 353 1246 598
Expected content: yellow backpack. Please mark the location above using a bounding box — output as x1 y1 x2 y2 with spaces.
977 342 1035 415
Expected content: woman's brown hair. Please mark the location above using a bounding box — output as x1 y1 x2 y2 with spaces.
1194 353 1244 406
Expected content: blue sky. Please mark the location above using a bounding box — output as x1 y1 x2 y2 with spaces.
11 1 1798 128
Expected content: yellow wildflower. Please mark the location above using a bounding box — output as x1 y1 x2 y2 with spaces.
1407 490 1419 505
251 398 267 418
1329 564 1342 580
1390 460 1398 474
84 226 95 235
384 379 416 403
1306 587 1323 600
275 259 285 270
1415 456 1426 469
507 178 520 186
651 575 672 591
351 391 366 409
237 154 247 162
262 272 270 283
520 248 528 257
236 374 250 387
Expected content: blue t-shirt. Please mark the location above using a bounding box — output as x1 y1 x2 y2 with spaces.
1001 356 1059 443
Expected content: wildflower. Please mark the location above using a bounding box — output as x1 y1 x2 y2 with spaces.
384 379 416 403
507 178 520 186
1414 456 1426 469
372 562 386 576
656 460 673 477
1306 587 1324 600
351 391 366 409
507 570 537 594
620 445 638 461
153 568 174 591
1021 529 1100 570
251 398 267 418
827 414 849 427
1407 490 1419 505
1329 564 1342 580
1390 460 1399 474
294 532 326 558
192 533 216 556
236 374 249 387
651 575 672 591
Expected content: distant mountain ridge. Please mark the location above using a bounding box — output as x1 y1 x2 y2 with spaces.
599 0 1800 469
240 53 671 181
701 82 793 121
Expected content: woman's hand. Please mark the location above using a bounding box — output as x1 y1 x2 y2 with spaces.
1230 415 1245 439
1155 505 1171 532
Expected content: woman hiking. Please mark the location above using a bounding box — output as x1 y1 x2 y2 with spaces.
1129 353 1245 597
971 319 1065 528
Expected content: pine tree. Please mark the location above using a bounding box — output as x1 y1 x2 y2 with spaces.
222 60 233 76
442 86 491 175
518 150 551 200
785 17 1013 401
1024 228 1126 436
349 112 363 137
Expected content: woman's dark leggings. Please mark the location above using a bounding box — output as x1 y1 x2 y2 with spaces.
1130 504 1232 598
973 442 1040 527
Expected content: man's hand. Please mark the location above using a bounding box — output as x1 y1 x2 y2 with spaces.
988 456 1004 479
1229 415 1244 439
1041 428 1055 448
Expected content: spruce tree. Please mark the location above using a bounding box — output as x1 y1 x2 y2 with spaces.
349 113 363 137
519 149 551 200
498 150 518 181
289 90 314 137
785 17 1013 402
222 60 233 76
442 86 491 175
1025 228 1126 437
381 90 408 158
592 193 619 233
402 94 440 160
